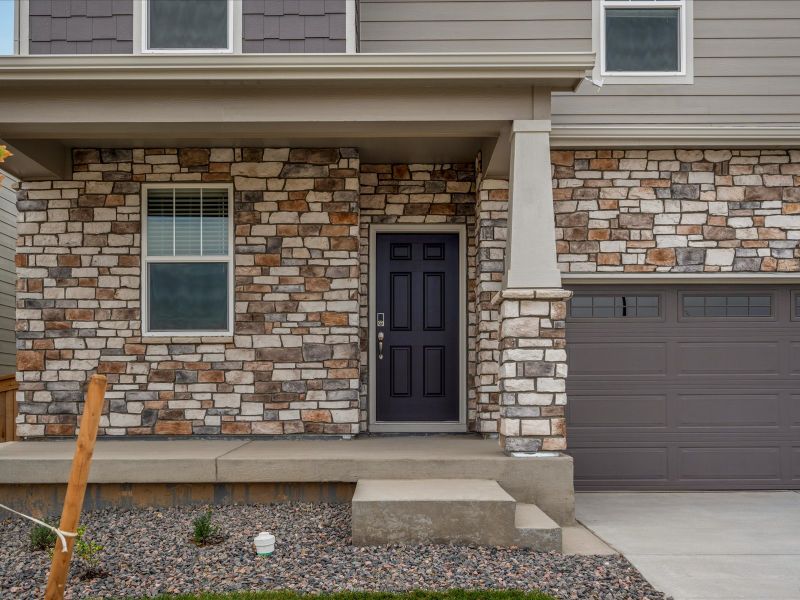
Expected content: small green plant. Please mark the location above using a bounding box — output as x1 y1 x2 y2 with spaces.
45 524 106 579
29 518 58 551
191 510 221 546
74 525 105 578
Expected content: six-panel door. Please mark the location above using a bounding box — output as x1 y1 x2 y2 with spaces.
375 233 460 422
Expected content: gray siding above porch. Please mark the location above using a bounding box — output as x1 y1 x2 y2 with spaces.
28 0 134 55
358 0 592 53
242 0 346 53
552 0 800 126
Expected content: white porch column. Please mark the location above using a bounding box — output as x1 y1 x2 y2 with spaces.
496 119 570 455
505 120 561 289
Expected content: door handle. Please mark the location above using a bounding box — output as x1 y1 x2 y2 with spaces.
377 331 384 360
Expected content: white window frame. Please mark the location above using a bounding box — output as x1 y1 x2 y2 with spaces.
141 183 235 337
14 0 28 55
594 0 693 85
136 0 242 54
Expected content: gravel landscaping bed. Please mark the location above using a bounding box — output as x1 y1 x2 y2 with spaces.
0 504 667 600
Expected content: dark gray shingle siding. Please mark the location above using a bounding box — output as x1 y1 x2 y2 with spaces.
28 0 133 55
243 0 346 53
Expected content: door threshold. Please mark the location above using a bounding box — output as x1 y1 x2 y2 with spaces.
369 422 467 434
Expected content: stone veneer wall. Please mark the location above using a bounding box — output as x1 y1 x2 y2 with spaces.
16 147 361 437
358 163 477 430
474 176 508 434
553 149 800 272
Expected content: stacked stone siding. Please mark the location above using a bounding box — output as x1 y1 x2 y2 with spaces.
474 177 508 434
16 147 361 437
496 289 570 453
358 163 477 429
552 149 800 273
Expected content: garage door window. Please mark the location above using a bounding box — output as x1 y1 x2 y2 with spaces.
682 294 771 318
570 295 660 318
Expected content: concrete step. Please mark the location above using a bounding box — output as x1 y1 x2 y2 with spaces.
514 502 562 552
351 478 561 551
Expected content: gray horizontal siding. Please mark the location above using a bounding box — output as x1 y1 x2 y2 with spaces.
243 0 346 53
358 0 591 53
0 173 16 374
553 0 800 127
28 0 133 55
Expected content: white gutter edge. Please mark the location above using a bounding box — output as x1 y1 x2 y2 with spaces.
0 52 596 82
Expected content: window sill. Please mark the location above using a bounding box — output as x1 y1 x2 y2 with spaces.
598 72 694 85
140 333 234 344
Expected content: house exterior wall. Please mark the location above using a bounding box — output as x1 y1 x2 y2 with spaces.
357 0 800 128
552 149 800 273
554 1 800 126
13 146 800 438
242 0 346 53
358 162 477 430
474 177 507 434
0 172 17 373
15 147 361 437
28 0 134 54
358 0 591 53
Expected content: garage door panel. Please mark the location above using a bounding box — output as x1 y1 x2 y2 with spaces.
568 393 667 428
792 448 800 480
675 342 780 375
571 447 668 482
677 447 782 481
791 395 800 428
790 343 800 373
677 393 781 428
567 285 800 490
569 341 667 375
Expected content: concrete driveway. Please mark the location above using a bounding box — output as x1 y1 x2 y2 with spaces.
576 491 800 600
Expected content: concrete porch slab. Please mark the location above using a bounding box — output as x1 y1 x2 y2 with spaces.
0 436 575 524
217 436 575 524
0 440 248 483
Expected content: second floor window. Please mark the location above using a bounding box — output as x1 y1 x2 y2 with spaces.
602 0 686 75
146 0 232 53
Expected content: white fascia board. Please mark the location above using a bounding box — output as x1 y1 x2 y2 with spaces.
551 125 800 149
0 52 595 85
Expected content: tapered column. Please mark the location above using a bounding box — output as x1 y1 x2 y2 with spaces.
497 120 570 455
505 120 561 289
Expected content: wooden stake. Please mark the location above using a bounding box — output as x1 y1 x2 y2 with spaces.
45 374 107 600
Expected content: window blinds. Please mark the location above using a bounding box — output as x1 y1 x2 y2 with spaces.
146 188 229 257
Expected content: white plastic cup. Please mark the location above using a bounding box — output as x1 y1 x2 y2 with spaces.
254 531 275 556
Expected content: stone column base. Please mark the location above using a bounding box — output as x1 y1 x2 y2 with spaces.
492 288 572 455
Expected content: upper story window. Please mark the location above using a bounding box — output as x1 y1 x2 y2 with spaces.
144 0 234 53
596 0 693 84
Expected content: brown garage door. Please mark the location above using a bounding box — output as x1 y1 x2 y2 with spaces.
566 285 800 490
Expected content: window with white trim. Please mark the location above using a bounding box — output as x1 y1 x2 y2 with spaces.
599 0 691 81
143 186 233 335
144 0 233 53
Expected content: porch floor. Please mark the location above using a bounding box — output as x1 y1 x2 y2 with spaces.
0 435 575 524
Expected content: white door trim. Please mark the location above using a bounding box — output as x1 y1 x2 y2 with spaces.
368 224 468 433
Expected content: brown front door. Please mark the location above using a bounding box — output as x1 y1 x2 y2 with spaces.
375 233 460 422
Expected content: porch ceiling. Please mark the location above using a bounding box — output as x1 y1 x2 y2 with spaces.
0 52 594 180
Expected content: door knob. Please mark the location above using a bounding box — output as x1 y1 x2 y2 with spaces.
377 331 384 360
